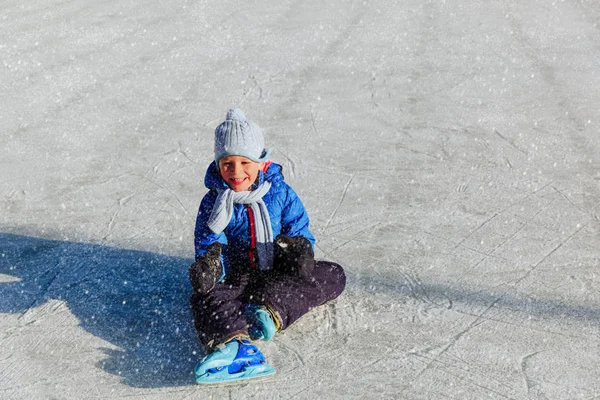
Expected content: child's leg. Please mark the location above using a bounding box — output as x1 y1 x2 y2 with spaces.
249 261 346 330
190 275 251 350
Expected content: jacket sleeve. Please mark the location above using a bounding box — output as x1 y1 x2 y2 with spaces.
279 183 316 247
194 191 228 260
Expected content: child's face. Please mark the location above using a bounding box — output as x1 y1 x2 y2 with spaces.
218 155 263 192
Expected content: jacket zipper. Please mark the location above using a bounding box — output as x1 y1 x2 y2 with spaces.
247 205 257 270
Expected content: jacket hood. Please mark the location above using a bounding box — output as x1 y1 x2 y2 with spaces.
204 161 283 191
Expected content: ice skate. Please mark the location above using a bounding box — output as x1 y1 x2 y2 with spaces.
245 304 279 341
194 337 276 385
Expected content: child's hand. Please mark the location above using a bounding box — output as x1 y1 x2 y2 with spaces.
189 242 223 294
273 234 315 279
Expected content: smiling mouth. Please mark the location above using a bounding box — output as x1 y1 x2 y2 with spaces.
230 178 247 185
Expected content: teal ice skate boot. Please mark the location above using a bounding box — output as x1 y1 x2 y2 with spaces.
245 304 280 341
194 337 276 385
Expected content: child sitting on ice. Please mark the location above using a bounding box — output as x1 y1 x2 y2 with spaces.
189 108 346 384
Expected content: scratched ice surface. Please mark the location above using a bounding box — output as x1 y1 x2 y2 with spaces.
1 0 599 399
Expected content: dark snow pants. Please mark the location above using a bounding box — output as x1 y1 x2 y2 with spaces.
189 261 346 349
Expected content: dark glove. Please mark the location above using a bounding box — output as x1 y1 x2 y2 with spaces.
189 242 223 295
273 234 315 279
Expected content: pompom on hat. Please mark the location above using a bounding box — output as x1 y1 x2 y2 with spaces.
214 108 272 164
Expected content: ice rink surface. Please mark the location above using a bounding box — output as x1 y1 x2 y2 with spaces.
1 0 599 398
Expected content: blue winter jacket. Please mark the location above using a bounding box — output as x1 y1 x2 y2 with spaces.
194 161 315 277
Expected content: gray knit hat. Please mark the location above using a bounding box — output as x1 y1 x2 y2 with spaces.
214 108 272 164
